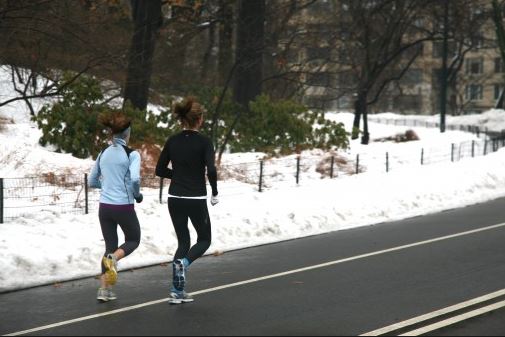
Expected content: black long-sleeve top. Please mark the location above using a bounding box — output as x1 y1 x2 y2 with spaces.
156 130 218 197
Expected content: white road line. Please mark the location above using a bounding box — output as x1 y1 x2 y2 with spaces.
360 289 505 336
5 222 505 337
399 300 505 336
4 298 170 337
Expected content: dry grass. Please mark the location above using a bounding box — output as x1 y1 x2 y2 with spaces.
0 117 10 132
134 143 163 188
218 164 258 184
42 172 80 189
316 153 364 177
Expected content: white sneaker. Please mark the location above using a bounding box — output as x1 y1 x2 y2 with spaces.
97 288 117 302
97 288 109 302
107 288 117 301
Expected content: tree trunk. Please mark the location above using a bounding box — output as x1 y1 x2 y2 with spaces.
201 24 217 84
218 0 234 86
439 0 449 133
233 0 265 108
352 111 361 140
123 0 162 111
361 105 370 145
352 91 367 140
496 88 505 109
492 0 505 109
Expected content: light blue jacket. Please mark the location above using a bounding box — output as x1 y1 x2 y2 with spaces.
89 138 141 205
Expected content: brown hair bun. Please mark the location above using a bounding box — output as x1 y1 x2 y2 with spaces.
173 96 205 129
99 111 131 134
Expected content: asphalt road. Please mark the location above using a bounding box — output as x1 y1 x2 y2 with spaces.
1 197 505 336
430 308 505 336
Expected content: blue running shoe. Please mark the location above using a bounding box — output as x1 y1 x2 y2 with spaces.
172 259 186 291
168 291 194 305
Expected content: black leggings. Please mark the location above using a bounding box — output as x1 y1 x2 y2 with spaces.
99 207 141 274
168 198 212 263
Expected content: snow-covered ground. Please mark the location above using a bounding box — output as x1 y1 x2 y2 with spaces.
369 110 505 133
1 67 505 292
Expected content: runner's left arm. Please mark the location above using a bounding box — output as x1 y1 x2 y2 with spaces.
129 151 142 199
205 139 218 197
155 138 174 179
89 156 102 189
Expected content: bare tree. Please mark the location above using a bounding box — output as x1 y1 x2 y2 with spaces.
492 0 505 108
429 0 494 125
0 0 130 113
233 0 265 108
123 0 163 111
218 0 235 86
332 0 439 144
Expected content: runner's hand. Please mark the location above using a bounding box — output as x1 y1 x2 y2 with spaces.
135 193 144 203
210 195 219 206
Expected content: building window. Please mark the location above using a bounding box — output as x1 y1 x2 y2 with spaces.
471 34 485 49
413 18 424 28
364 0 380 9
433 42 443 58
495 84 504 100
432 41 456 59
495 58 504 73
338 48 352 65
470 7 484 20
393 95 422 113
307 0 333 14
307 72 331 87
465 84 483 101
338 70 358 88
466 58 484 75
401 69 423 86
341 0 351 11
306 47 331 61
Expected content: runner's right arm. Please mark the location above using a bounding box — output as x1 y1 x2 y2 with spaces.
155 138 174 179
129 151 142 200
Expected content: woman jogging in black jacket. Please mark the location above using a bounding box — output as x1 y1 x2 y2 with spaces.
156 97 218 304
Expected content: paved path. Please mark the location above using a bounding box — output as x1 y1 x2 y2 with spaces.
2 198 505 336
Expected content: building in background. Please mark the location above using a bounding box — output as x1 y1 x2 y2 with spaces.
284 0 503 115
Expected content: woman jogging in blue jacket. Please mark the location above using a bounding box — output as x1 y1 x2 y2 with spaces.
156 97 218 304
89 112 143 302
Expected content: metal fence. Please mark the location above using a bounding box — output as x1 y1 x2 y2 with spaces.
0 175 162 223
368 116 504 139
1 127 504 223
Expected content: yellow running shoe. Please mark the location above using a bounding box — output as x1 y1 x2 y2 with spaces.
103 254 118 286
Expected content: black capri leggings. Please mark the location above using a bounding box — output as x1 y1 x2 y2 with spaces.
99 206 141 274
168 198 212 263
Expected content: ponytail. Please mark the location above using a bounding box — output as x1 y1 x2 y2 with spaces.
173 96 204 129
99 111 131 134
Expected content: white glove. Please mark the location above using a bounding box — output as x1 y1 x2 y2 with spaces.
210 195 219 206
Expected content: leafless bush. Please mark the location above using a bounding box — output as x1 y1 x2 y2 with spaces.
375 130 420 143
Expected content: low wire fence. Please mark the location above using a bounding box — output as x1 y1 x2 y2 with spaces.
368 115 504 139
0 175 163 223
1 128 504 223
